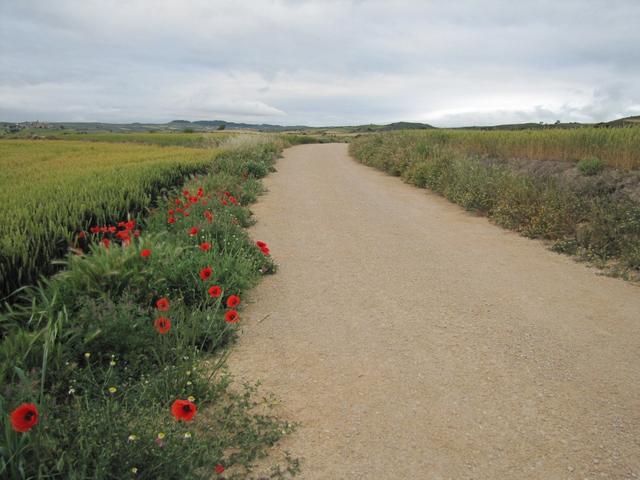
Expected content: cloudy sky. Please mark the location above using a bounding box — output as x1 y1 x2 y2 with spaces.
1 0 639 127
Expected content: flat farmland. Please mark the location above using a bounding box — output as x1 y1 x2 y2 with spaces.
0 139 218 297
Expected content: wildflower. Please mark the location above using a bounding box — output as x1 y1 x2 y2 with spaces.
140 249 151 258
226 295 241 308
108 226 117 233
77 231 86 239
68 388 75 395
128 434 138 441
199 242 211 252
256 241 267 249
154 317 171 334
215 464 225 474
133 230 141 238
188 395 195 402
131 467 138 474
189 227 199 236
110 360 116 366
168 216 176 224
186 381 192 386
157 432 166 439
90 226 100 234
204 210 213 223
156 297 170 311
189 196 199 204
183 432 192 439
171 399 197 422
168 209 175 215
256 241 270 255
175 198 182 205
199 266 213 281
108 386 117 394
101 238 110 249
126 220 136 230
225 310 239 323
9 403 38 433
228 195 237 205
84 352 91 358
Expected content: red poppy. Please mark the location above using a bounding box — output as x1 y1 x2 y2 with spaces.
154 316 171 334
199 242 211 252
184 212 190 217
204 211 213 223
156 297 170 311
115 230 130 240
141 249 151 258
168 217 176 224
77 231 86 239
256 241 267 249
189 196 199 204
90 226 100 234
117 221 126 228
197 188 204 198
183 190 190 197
168 209 175 215
175 198 182 206
220 199 228 206
9 403 38 433
100 226 108 233
199 267 212 281
189 227 199 236
225 310 239 323
171 399 197 422
133 230 141 238
260 245 270 255
208 285 222 298
228 196 237 205
226 295 240 308
108 226 117 233
126 220 136 230
101 238 110 249
214 464 225 474
224 191 231 197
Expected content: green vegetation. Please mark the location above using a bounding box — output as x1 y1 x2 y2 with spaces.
577 157 605 176
1 130 234 148
353 128 640 170
351 131 640 276
1 136 298 479
0 140 222 298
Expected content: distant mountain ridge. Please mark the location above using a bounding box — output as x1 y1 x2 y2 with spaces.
1 116 638 133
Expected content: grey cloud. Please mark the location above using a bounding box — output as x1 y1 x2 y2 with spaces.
1 0 639 126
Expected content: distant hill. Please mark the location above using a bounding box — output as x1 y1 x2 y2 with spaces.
1 116 638 134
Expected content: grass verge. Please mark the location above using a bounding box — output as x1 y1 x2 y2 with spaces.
1 135 300 479
350 132 640 279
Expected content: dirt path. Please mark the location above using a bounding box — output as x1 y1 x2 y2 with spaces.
229 144 640 479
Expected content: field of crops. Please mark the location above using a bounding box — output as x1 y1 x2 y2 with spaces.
1 130 236 148
0 139 219 297
362 127 640 170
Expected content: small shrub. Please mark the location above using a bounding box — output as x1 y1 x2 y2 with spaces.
577 157 605 176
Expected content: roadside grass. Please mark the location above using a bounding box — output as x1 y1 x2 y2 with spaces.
354 127 640 170
0 135 299 479
350 132 640 277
